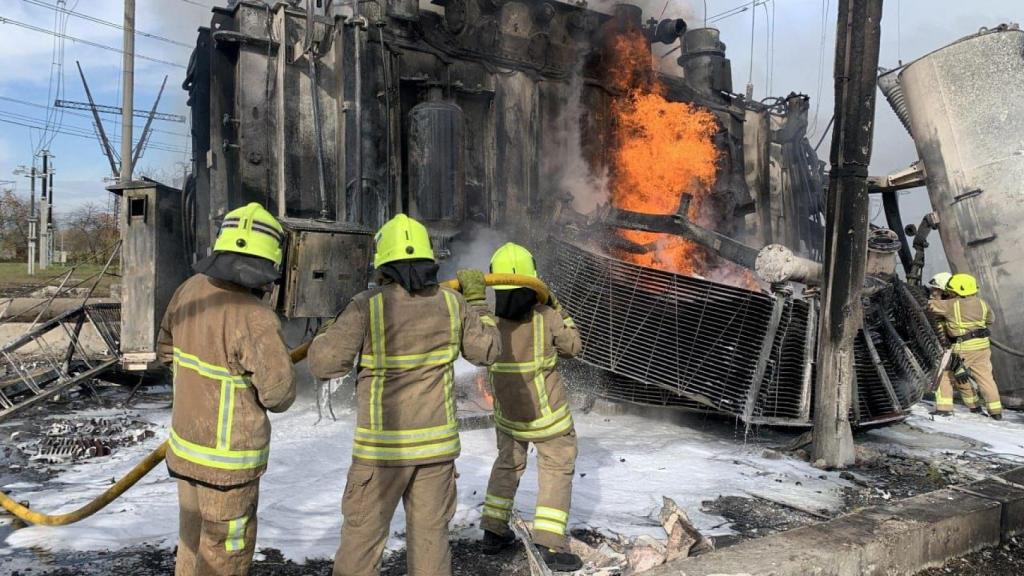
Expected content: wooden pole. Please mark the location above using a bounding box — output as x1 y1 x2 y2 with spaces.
812 0 884 468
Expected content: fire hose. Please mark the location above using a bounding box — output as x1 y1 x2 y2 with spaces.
0 273 547 526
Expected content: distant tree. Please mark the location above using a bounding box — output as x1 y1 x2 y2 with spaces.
63 202 118 263
0 190 31 261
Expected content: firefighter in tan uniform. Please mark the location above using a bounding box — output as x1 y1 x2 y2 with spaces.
479 243 583 572
929 272 1003 420
307 214 500 576
157 203 297 576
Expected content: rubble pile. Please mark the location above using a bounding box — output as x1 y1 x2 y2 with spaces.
10 415 155 465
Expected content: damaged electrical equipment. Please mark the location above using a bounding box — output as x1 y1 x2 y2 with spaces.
12 0 981 427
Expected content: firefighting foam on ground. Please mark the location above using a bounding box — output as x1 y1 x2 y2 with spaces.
2 0 1024 575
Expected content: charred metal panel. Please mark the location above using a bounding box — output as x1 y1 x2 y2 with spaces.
898 25 1024 394
116 182 190 370
280 221 373 319
494 71 540 226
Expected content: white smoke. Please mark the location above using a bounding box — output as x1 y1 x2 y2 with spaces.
557 73 610 215
438 225 510 278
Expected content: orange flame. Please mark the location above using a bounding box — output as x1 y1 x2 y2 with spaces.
607 31 720 276
475 372 494 411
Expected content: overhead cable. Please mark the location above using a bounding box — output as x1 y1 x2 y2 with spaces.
20 0 193 48
0 16 187 68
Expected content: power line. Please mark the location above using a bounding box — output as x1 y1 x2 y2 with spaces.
0 112 188 154
659 0 770 60
20 0 193 48
0 111 188 154
177 0 215 8
706 0 768 25
0 96 189 138
0 16 187 68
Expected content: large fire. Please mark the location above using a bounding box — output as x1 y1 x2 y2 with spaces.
607 31 720 276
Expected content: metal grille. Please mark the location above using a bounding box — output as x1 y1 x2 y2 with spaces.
0 303 122 423
550 241 940 428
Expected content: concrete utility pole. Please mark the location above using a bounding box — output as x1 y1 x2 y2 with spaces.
13 165 38 275
38 151 52 270
120 0 135 185
812 0 884 468
27 167 37 276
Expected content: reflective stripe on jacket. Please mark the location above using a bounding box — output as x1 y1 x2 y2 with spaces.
157 274 296 487
490 304 581 442
307 282 501 467
929 295 993 353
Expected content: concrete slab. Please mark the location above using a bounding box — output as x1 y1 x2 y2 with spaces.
999 466 1024 486
644 489 1001 576
957 478 1024 541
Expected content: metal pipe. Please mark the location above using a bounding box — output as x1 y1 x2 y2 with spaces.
604 192 822 284
881 190 913 274
351 7 364 224
309 57 330 220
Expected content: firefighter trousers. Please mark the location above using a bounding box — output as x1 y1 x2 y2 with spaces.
333 461 457 576
175 478 260 576
936 348 1002 415
481 429 578 551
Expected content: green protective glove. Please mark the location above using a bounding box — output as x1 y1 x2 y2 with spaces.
456 269 488 303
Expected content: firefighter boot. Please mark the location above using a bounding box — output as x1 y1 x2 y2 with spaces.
480 530 515 555
536 545 582 572
990 413 1003 421
970 406 983 414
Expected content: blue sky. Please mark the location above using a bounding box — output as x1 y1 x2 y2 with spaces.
0 0 209 209
0 0 1019 234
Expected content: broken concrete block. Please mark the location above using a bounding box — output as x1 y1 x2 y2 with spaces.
625 535 667 574
659 496 714 560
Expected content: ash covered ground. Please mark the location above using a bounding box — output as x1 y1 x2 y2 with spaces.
2 369 1023 575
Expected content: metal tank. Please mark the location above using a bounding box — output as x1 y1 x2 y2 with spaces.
407 87 466 232
896 24 1024 397
678 28 733 96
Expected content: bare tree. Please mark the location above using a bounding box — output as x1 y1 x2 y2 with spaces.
63 202 118 264
0 190 31 261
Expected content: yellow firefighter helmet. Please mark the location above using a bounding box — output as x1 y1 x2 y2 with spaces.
489 242 538 290
373 214 435 268
947 273 979 297
213 202 285 266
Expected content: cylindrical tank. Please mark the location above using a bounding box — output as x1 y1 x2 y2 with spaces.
897 24 1024 396
678 28 733 97
408 88 466 230
865 228 900 279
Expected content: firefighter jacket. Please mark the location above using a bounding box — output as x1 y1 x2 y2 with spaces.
307 282 501 467
157 274 296 487
928 295 993 353
489 304 581 442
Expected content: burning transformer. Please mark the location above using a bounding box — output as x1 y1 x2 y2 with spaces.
132 0 942 427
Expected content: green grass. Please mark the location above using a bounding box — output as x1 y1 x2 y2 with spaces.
0 262 121 298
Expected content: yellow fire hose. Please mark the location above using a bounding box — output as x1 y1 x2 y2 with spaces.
441 272 550 306
0 273 547 526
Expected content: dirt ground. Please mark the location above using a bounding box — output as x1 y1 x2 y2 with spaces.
0 541 531 576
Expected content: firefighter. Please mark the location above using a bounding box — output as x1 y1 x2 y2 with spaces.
157 202 297 576
479 242 583 572
307 213 500 576
927 272 953 300
929 272 1003 420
